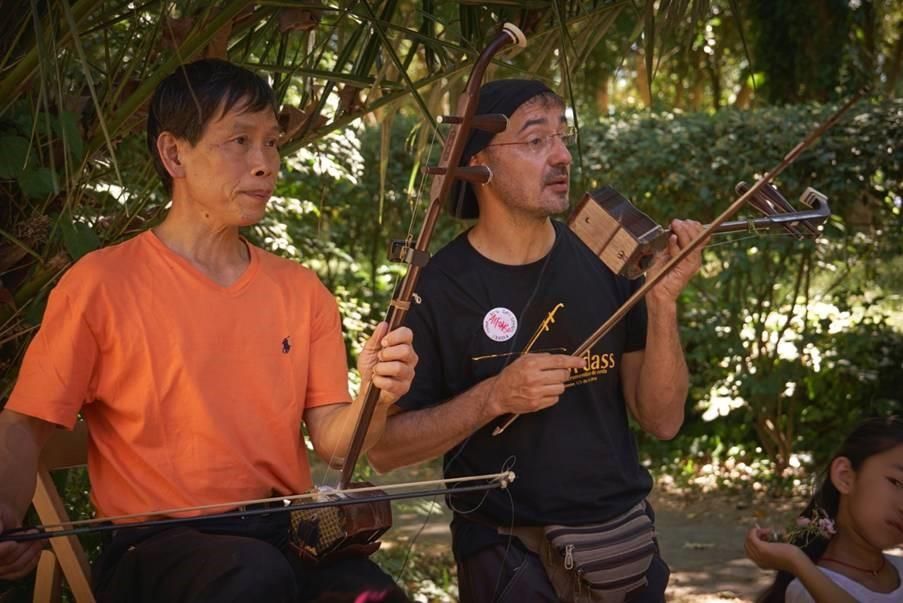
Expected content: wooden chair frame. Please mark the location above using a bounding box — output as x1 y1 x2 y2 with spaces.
31 421 94 603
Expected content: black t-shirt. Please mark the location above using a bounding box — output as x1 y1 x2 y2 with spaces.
397 220 653 559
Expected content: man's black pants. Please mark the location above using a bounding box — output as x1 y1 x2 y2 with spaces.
91 512 405 603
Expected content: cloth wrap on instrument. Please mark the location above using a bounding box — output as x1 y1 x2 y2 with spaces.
288 483 392 564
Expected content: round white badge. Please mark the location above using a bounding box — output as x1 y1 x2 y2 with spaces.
483 307 518 342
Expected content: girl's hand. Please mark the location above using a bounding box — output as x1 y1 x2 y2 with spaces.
745 527 809 574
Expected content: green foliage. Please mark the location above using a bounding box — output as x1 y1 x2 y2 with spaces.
0 135 30 178
749 0 856 104
59 217 102 261
582 100 903 473
570 0 903 115
648 437 811 497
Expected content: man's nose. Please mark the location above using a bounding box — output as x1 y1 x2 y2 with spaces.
250 146 278 178
548 135 572 167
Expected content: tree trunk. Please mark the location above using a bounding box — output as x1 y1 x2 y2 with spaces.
887 19 903 97
705 52 722 110
596 75 610 114
734 79 752 108
636 51 652 108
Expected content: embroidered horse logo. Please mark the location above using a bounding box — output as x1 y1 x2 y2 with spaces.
282 337 291 354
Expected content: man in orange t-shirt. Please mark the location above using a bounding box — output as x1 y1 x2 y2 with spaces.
0 59 417 602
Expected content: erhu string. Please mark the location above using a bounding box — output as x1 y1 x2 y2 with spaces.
445 455 518 601
392 492 441 583
337 120 450 575
381 125 451 582
407 121 441 240
1 472 516 542
313 118 443 488
448 457 517 517
704 231 817 251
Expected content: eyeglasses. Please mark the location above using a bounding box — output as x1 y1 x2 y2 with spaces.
485 126 577 155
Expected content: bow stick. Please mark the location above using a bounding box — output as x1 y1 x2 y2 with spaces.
493 91 863 436
337 22 527 487
0 471 515 543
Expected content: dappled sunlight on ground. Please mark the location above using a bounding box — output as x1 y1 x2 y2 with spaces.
652 489 805 601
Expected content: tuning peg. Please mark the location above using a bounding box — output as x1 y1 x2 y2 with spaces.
737 181 800 215
760 183 797 214
800 187 828 208
437 113 508 134
736 181 818 239
422 165 492 184
455 166 492 183
762 184 822 236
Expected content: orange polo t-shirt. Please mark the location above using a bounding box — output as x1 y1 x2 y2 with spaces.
7 231 351 519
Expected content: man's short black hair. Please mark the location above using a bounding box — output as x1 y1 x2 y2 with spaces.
147 59 278 194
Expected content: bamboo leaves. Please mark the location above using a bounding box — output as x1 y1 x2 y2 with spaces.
59 217 101 260
0 136 30 179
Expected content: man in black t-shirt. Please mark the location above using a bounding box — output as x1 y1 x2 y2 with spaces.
369 80 704 602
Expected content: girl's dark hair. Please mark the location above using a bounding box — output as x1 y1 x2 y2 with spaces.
757 416 903 603
146 58 277 194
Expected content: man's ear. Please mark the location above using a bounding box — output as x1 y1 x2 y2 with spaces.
830 456 856 494
468 150 493 188
156 132 187 180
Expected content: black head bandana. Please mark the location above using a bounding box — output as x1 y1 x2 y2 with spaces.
447 79 554 220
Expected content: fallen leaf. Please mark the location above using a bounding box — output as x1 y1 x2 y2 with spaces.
161 16 195 50
337 85 364 115
204 21 233 59
682 541 715 550
278 105 307 140
278 8 321 33
278 102 327 143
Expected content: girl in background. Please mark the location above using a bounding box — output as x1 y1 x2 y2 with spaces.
746 416 903 602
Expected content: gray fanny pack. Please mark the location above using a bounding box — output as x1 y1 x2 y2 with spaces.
502 501 656 602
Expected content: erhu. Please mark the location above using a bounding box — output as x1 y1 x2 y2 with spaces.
493 92 861 436
570 182 829 281
287 21 529 561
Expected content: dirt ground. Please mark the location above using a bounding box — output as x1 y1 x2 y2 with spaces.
649 489 800 602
